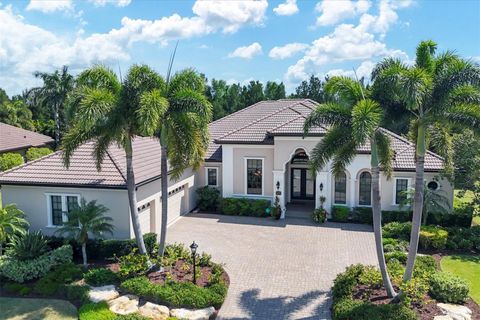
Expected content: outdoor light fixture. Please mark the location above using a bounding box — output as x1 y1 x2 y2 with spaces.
320 183 324 192
276 181 280 190
190 241 198 284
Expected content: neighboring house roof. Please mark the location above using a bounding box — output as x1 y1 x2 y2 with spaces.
207 99 444 172
0 136 162 189
0 122 54 153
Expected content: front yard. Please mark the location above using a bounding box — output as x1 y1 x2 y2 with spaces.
441 255 480 304
0 297 77 320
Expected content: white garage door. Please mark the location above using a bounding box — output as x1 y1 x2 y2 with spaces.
138 202 152 234
164 184 187 225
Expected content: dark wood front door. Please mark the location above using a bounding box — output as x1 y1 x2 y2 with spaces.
291 168 315 200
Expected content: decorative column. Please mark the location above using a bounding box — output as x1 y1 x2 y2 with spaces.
316 171 328 209
273 170 286 219
222 145 234 197
349 177 356 208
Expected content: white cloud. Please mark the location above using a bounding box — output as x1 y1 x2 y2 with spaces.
26 0 73 13
324 60 376 81
315 0 370 26
228 42 262 59
357 0 413 36
273 0 299 16
269 43 309 60
88 0 131 7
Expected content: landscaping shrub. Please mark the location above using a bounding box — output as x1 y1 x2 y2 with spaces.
33 262 82 295
358 266 382 288
3 282 31 296
162 243 192 266
381 210 412 224
0 245 72 283
7 231 50 261
414 255 437 275
61 284 90 303
120 276 227 309
332 264 364 300
84 268 119 286
419 226 448 250
382 222 412 240
196 186 221 212
117 249 150 279
312 208 327 223
333 301 417 320
429 272 470 304
79 302 116 320
399 277 429 306
220 198 270 217
331 206 350 222
383 238 409 252
332 298 363 320
25 147 53 161
114 315 150 320
0 152 24 171
445 226 480 253
384 251 407 264
352 207 372 224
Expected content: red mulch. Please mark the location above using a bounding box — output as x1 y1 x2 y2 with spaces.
147 259 229 288
353 285 480 320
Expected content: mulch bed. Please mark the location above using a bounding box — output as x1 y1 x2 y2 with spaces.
352 285 480 320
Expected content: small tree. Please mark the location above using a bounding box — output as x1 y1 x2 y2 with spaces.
0 204 29 255
56 198 114 266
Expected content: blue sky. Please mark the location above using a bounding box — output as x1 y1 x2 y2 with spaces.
1 0 479 96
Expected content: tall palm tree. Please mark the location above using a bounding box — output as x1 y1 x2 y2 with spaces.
29 66 75 146
372 40 480 281
63 64 163 257
56 198 114 266
303 76 397 298
137 68 212 258
0 204 29 255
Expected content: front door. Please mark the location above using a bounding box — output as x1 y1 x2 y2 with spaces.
291 168 315 200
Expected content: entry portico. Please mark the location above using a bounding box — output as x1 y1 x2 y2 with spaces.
210 99 452 219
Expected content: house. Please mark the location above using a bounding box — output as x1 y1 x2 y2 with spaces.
0 99 452 239
0 122 54 156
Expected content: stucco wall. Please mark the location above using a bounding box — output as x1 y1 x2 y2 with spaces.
232 146 274 197
273 138 319 171
1 185 131 239
198 162 223 194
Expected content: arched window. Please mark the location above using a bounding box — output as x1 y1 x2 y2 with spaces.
359 172 372 206
334 172 347 204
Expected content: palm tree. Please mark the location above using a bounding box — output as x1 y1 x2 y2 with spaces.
56 198 114 266
303 76 397 298
63 64 163 257
0 204 29 255
137 68 212 258
400 183 451 225
372 40 480 281
29 66 75 146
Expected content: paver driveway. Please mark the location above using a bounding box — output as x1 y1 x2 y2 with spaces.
167 213 377 320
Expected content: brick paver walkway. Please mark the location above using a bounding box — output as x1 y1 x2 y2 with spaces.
167 213 377 320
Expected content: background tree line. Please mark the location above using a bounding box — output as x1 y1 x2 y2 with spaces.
0 67 479 191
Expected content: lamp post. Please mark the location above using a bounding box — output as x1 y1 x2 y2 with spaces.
189 241 198 284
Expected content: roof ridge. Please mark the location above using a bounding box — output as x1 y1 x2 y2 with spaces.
267 114 306 133
105 146 127 183
216 100 308 141
0 148 60 177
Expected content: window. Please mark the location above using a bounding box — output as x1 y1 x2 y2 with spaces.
395 178 409 205
206 167 218 186
359 172 372 206
246 158 263 195
47 194 80 226
334 172 347 204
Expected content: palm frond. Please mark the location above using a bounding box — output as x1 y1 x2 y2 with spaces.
303 102 351 136
136 90 169 136
375 130 393 178
324 76 364 105
415 40 437 72
308 127 352 174
352 99 382 145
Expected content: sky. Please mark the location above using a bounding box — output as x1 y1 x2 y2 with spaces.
1 0 479 96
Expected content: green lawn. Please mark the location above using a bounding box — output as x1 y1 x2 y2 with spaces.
441 255 480 304
0 297 77 320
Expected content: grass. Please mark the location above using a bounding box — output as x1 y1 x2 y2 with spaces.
0 297 77 320
441 255 480 304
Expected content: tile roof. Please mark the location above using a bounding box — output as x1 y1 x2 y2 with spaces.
0 136 163 188
0 122 54 153
207 99 444 171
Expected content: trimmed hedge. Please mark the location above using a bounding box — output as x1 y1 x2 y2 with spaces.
331 206 350 222
430 272 469 304
46 233 157 261
196 186 221 212
120 276 227 309
221 198 271 217
0 245 73 283
84 268 119 286
419 226 448 250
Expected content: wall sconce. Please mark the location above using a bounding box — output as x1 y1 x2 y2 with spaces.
276 181 280 190
319 182 324 192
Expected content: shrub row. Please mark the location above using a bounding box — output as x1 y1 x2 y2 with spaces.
120 276 227 309
46 233 157 261
0 245 73 282
196 186 272 217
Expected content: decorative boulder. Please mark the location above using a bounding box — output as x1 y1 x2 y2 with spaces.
437 303 472 320
434 316 454 320
170 307 215 320
139 302 170 320
108 295 139 315
88 285 119 303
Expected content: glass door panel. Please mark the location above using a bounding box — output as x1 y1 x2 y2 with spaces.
292 169 301 198
306 171 315 198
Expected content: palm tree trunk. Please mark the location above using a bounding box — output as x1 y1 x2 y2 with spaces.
125 138 148 255
370 139 396 297
158 144 168 258
404 154 425 281
82 242 88 267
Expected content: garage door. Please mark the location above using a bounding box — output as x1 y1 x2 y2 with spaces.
164 184 187 225
138 202 152 234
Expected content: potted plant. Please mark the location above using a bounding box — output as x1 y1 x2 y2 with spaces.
271 195 282 220
312 196 327 223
